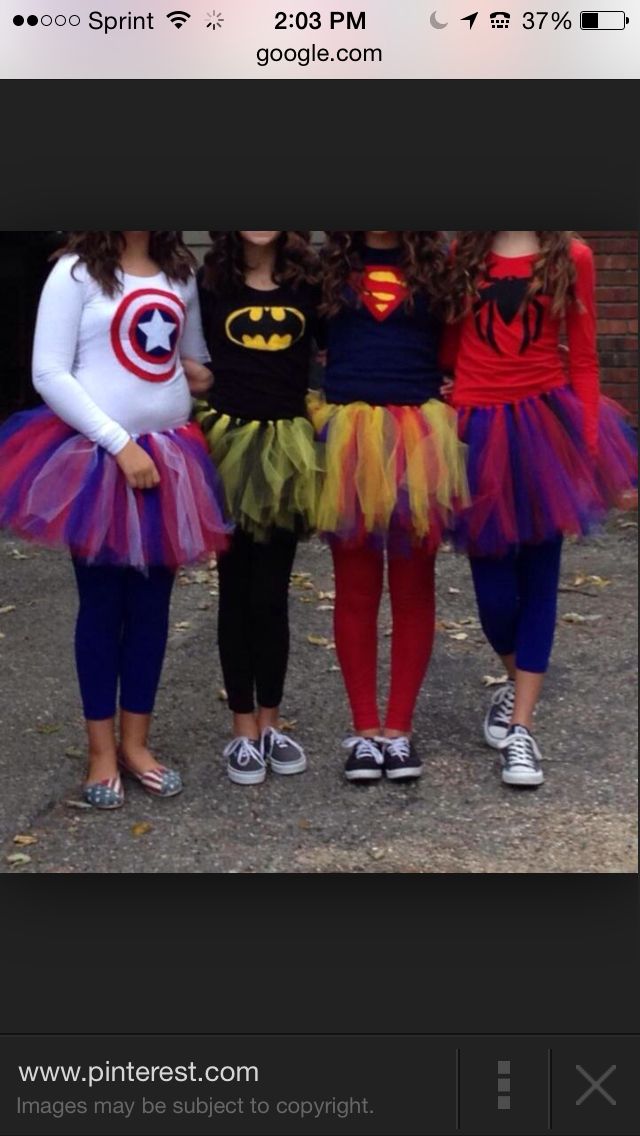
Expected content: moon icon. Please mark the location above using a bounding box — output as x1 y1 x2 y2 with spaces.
429 11 448 29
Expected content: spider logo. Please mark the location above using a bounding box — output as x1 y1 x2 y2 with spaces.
473 276 545 355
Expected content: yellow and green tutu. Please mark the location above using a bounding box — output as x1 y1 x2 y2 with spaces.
307 392 468 552
195 402 322 541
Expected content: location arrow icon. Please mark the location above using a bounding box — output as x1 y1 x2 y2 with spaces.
461 12 478 28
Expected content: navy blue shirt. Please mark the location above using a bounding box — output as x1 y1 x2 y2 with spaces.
323 247 444 406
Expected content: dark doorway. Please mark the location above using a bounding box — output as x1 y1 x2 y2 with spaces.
0 232 66 417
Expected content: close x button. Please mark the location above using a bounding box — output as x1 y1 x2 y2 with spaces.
552 1039 637 1135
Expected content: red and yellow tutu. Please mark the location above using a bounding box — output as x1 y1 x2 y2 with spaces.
455 386 637 557
0 407 231 571
307 392 469 552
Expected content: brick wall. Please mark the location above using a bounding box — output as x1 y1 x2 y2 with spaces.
582 231 638 422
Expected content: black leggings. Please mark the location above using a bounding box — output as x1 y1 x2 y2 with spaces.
216 527 298 714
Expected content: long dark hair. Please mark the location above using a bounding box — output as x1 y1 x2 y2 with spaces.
321 231 450 316
202 231 319 294
448 231 581 320
56 231 195 297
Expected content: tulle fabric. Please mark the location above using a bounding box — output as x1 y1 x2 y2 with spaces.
456 386 638 557
195 403 322 540
307 392 469 552
0 407 231 570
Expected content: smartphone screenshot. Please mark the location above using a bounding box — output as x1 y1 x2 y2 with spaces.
0 5 638 1135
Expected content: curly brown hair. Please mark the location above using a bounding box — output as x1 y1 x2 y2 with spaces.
201 232 319 295
56 232 195 298
320 231 450 317
448 231 581 321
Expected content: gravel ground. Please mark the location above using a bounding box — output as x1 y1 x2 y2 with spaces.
0 516 637 874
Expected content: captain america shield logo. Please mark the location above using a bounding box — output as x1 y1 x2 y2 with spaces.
110 288 186 382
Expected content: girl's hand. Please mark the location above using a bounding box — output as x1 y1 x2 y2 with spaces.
183 359 214 395
441 377 455 400
116 440 161 490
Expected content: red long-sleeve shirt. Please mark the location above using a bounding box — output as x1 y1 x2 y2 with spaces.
444 240 600 449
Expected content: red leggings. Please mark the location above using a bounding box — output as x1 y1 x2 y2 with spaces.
332 543 437 735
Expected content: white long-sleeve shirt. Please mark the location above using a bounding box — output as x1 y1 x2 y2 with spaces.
32 255 210 455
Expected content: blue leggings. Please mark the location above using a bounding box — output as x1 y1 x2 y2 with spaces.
73 561 175 721
470 537 563 674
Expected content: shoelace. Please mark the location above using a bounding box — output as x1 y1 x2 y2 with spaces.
267 729 304 756
504 732 538 770
224 738 265 769
492 682 516 726
384 737 411 763
343 737 384 765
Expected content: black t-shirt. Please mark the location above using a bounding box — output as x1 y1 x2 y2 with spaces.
198 272 322 420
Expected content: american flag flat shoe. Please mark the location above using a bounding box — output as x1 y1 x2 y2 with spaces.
118 757 183 799
83 777 125 811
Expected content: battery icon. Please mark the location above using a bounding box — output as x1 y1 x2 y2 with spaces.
580 11 629 28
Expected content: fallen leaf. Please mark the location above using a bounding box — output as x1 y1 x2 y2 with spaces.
8 548 29 560
571 573 611 589
13 834 38 846
449 632 469 642
441 619 462 630
448 587 461 595
307 634 331 647
317 604 335 612
192 570 211 585
328 665 341 673
131 822 153 838
0 604 17 616
562 612 603 624
0 632 5 640
64 799 92 810
7 853 31 866
619 520 637 529
298 818 312 831
35 723 60 735
369 848 385 862
173 621 191 631
64 746 83 760
278 718 298 732
482 675 509 688
197 601 212 611
317 591 336 602
218 688 228 702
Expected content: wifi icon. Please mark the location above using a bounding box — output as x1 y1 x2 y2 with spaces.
166 10 191 28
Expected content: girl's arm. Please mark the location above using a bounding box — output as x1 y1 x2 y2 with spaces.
566 242 600 454
181 275 212 366
183 358 214 395
32 257 130 456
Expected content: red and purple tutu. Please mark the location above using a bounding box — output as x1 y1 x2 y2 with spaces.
0 407 232 571
456 386 637 558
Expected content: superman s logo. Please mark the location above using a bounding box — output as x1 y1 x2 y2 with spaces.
225 306 306 351
359 267 409 322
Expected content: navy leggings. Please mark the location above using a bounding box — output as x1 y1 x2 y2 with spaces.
470 537 563 674
73 561 175 721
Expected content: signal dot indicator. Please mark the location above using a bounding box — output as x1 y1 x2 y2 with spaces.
13 14 24 24
27 13 38 23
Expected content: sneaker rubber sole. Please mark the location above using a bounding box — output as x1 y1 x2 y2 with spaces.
385 766 424 781
228 767 267 786
269 754 308 776
345 768 384 783
501 764 545 788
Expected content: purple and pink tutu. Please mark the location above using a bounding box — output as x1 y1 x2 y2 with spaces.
0 407 232 571
456 386 637 558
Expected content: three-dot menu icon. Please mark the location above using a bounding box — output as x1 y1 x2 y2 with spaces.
498 1058 511 1110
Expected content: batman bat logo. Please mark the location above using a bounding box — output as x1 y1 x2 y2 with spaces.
225 306 306 351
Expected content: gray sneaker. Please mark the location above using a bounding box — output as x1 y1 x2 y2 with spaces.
484 679 516 748
261 727 308 776
224 737 266 786
498 725 544 788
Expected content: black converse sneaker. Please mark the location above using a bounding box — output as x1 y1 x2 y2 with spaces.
343 737 385 783
224 737 266 786
484 679 516 748
498 725 544 788
381 736 424 781
261 727 308 776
